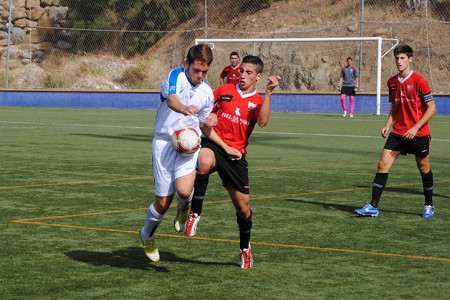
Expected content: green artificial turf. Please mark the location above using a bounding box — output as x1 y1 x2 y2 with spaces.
1 107 449 299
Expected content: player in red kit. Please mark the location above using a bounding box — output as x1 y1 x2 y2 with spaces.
355 44 437 218
219 51 241 85
176 55 280 269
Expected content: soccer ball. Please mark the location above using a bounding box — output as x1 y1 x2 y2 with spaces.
171 127 201 155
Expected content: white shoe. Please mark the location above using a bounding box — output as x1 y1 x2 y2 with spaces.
350 113 353 118
342 111 347 117
240 245 253 269
184 210 201 237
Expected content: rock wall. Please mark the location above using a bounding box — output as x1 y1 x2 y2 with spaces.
0 0 69 67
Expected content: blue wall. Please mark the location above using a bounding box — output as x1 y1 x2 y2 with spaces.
1 90 449 114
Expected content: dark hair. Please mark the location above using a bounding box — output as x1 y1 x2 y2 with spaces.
393 44 414 58
230 51 239 58
241 55 264 73
346 57 353 61
186 44 213 66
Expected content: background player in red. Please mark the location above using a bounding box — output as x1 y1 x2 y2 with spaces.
338 57 359 117
219 51 241 85
355 44 437 218
180 55 280 269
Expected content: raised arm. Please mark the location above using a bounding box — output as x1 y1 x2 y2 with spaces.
257 75 281 127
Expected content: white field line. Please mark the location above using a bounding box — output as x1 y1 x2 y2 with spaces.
252 130 450 142
0 108 151 115
270 115 450 124
0 121 153 130
2 109 450 122
1 120 449 142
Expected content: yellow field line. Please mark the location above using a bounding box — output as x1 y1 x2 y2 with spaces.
9 187 366 222
0 176 152 189
2 160 446 191
10 220 450 263
9 208 147 221
0 161 377 190
9 178 450 223
8 179 450 264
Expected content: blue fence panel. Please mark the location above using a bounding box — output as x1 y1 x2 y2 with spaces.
1 90 449 114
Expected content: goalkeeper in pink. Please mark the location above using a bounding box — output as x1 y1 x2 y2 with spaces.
338 57 359 118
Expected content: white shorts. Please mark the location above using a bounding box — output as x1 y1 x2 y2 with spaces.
152 135 199 197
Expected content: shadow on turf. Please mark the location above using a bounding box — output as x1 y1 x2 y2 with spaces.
384 186 450 199
250 135 380 156
65 247 237 272
286 198 419 216
286 198 356 214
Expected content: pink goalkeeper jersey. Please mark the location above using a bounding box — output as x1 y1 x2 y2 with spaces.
387 71 434 137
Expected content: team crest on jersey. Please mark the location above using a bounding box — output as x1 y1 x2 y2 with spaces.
407 85 413 91
248 101 257 111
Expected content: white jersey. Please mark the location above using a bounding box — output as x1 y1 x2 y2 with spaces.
154 67 214 140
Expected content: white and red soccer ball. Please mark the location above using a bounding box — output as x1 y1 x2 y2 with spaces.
171 127 201 155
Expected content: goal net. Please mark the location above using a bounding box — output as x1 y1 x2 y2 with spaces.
196 37 399 115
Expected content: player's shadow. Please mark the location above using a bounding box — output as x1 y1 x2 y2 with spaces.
286 198 419 216
286 198 356 214
384 186 450 199
65 247 237 272
250 135 379 156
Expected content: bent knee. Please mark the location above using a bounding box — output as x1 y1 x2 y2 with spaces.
236 204 251 219
416 160 430 174
198 149 215 173
177 189 192 200
377 161 391 173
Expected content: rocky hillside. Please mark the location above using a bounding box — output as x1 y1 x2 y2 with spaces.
1 0 449 93
144 0 450 93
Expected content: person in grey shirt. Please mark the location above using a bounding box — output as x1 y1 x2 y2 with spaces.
338 57 359 117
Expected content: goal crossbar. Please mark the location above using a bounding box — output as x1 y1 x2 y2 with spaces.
196 37 399 115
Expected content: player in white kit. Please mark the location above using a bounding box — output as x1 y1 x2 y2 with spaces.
139 44 216 262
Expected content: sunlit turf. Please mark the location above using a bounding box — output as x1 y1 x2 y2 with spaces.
1 107 449 299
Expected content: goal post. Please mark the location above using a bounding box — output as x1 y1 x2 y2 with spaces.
196 37 399 115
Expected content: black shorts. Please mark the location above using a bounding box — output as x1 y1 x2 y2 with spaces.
341 86 356 96
200 138 249 194
384 133 431 157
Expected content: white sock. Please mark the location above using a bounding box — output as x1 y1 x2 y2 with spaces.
176 189 194 209
141 202 163 240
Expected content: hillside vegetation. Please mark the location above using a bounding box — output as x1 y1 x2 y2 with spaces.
4 0 449 93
